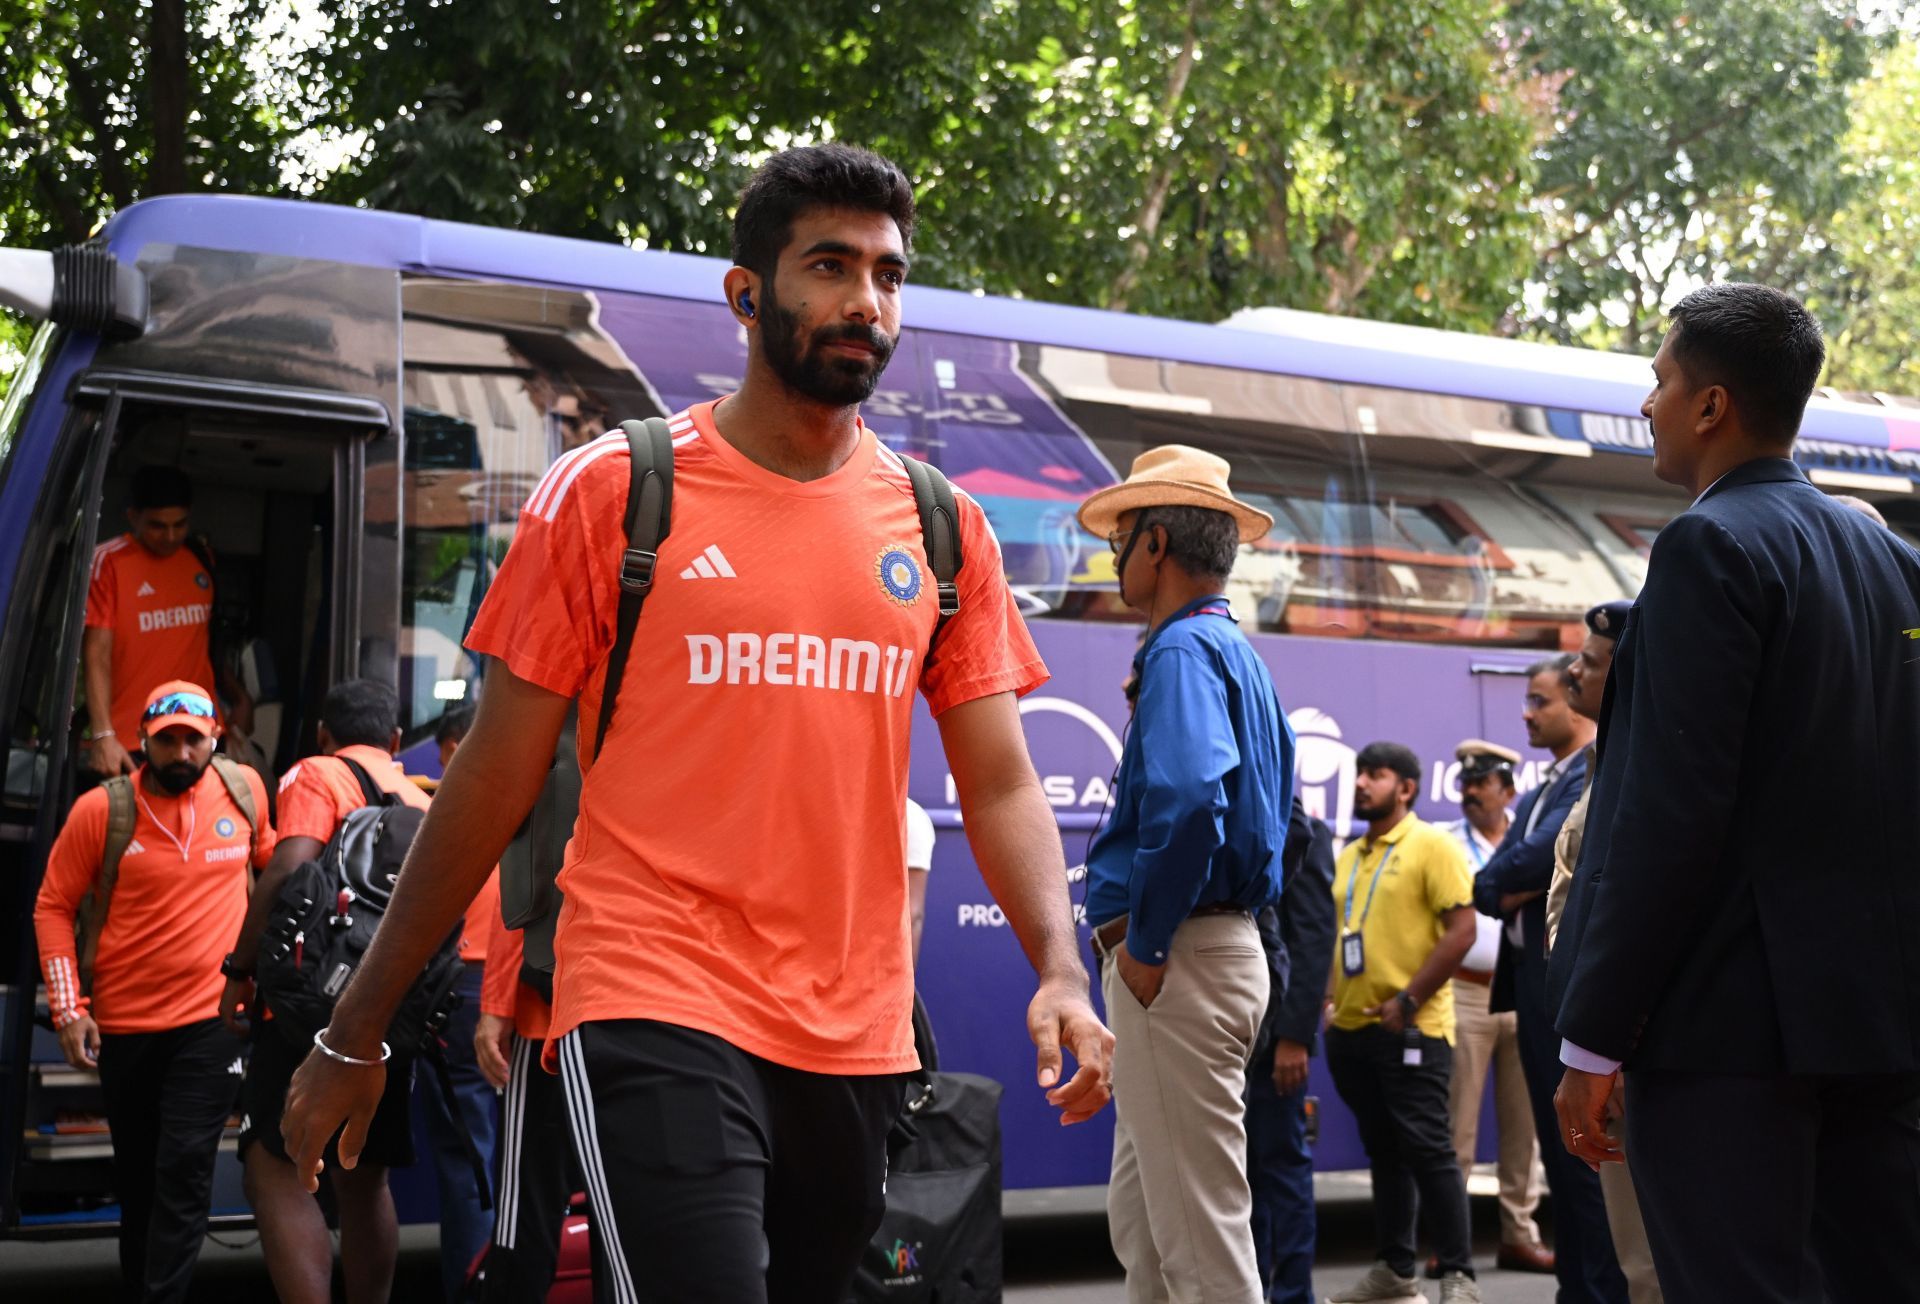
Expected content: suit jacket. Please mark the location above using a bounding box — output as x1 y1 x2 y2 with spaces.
1473 750 1589 1014
1551 457 1920 1074
1254 797 1337 1059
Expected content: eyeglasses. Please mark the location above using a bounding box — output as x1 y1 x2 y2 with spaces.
1107 528 1139 556
143 691 216 722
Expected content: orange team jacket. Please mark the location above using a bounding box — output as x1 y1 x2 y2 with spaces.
86 535 220 745
464 399 1048 1076
480 907 551 1042
36 762 277 1034
274 745 497 960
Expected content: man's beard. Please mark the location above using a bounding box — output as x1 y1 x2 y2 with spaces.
759 285 896 407
151 759 206 795
1353 793 1395 822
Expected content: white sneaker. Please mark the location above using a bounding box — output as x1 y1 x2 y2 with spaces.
1326 1259 1427 1303
1437 1272 1482 1304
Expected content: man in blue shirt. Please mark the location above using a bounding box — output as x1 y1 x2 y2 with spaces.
1079 445 1294 1304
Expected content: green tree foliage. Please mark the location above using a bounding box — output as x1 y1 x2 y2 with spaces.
310 0 1548 329
1804 40 1920 392
1510 0 1881 354
0 0 300 246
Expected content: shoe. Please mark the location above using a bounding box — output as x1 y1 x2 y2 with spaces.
1326 1260 1427 1303
1423 1255 1441 1280
1496 1240 1555 1273
1438 1273 1482 1304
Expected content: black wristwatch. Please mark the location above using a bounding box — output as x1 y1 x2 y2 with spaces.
220 952 253 981
1395 991 1418 1020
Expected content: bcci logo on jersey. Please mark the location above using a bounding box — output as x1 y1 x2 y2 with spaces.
876 546 922 606
215 818 236 839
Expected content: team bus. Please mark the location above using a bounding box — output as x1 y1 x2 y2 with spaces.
0 196 1915 1235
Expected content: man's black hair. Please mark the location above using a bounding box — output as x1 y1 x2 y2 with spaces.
435 706 474 746
1152 505 1241 583
731 145 916 279
1356 741 1422 784
129 464 193 511
1528 652 1577 695
1667 283 1826 445
322 678 398 750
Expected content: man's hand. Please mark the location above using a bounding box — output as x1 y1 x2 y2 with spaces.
57 1014 100 1070
475 1013 514 1091
1554 1066 1625 1170
1027 973 1114 1126
219 976 253 1037
1365 993 1410 1035
1113 940 1166 1010
282 1043 387 1192
90 735 134 778
1271 1038 1310 1095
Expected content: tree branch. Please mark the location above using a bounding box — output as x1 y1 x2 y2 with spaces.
1106 0 1203 311
0 77 91 241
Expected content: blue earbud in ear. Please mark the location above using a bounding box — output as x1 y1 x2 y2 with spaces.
738 290 755 318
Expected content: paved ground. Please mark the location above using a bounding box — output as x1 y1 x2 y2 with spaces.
0 1179 1562 1301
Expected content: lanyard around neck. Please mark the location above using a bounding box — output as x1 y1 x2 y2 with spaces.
1343 842 1398 933
135 785 197 863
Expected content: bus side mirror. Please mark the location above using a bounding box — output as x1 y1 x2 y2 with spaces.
0 244 148 339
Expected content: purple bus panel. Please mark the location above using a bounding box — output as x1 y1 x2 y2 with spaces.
909 620 1542 1189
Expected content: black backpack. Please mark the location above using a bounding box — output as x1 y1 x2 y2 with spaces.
256 757 466 1056
850 993 1005 1302
499 418 966 993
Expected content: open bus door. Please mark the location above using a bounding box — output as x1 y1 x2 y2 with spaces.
0 251 392 1230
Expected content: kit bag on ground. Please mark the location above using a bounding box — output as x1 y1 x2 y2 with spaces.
499 417 966 990
73 754 259 991
256 757 464 1056
849 993 1004 1304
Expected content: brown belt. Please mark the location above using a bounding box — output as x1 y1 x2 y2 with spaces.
1455 966 1494 986
1091 902 1247 961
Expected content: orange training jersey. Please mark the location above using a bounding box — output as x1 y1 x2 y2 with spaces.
86 536 220 744
36 763 276 1034
274 743 432 844
480 908 550 1041
464 400 1048 1075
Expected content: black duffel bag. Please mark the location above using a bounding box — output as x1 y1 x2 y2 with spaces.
850 995 1004 1302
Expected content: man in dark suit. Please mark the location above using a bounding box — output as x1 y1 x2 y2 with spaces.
1246 796 1337 1304
1551 283 1920 1300
1474 659 1626 1304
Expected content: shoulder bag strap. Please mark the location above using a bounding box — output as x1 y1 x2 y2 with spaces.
593 417 675 761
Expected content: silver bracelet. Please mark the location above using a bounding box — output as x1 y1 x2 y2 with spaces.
312 1028 391 1067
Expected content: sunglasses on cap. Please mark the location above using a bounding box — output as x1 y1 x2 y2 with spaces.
143 691 216 722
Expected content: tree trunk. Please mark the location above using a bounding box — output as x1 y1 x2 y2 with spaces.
1106 0 1203 311
147 0 190 194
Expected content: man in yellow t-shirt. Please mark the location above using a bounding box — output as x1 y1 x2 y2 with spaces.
1324 742 1481 1304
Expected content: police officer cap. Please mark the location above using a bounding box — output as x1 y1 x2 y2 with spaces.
1455 738 1520 779
1585 600 1632 640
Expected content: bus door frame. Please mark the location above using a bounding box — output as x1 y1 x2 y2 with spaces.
0 368 388 1232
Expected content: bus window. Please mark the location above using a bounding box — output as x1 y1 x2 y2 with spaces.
0 323 58 478
1018 343 1687 648
392 279 664 744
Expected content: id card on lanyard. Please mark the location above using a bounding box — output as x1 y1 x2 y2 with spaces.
1340 844 1396 978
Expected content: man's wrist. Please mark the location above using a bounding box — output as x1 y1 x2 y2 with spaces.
1396 991 1419 1018
219 952 253 981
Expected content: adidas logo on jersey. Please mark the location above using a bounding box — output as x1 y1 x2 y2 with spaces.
136 581 157 597
679 545 737 581
126 839 146 855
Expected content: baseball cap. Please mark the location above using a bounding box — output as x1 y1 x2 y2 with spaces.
1455 738 1520 780
1585 600 1632 640
141 680 217 737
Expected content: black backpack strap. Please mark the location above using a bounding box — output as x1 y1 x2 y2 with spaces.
336 756 387 808
593 417 675 761
900 455 963 661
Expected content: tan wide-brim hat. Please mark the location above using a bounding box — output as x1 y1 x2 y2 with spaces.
1077 444 1273 543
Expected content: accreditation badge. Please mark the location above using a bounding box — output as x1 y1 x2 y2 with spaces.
1341 930 1365 977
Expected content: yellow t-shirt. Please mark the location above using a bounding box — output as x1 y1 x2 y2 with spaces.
1329 814 1475 1043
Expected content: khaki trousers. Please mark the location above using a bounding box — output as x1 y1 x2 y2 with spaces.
1446 975 1543 1248
1602 1112 1663 1304
1105 912 1269 1304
